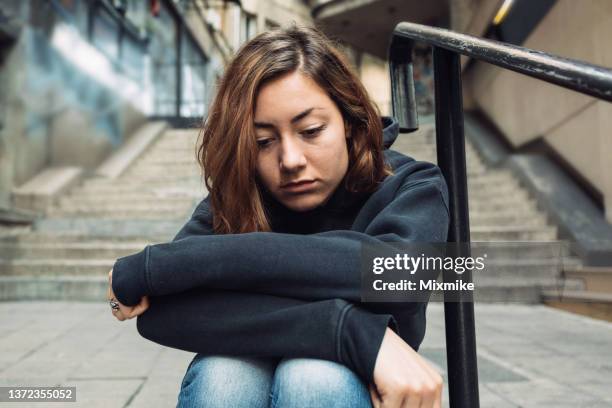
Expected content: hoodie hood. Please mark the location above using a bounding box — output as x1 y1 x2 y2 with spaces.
382 116 399 149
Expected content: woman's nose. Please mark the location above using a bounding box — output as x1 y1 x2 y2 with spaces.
279 137 307 172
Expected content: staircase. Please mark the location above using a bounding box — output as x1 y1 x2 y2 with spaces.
392 119 583 302
0 119 585 303
0 127 204 300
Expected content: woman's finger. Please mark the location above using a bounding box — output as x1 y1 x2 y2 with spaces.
369 384 382 408
433 392 442 408
404 394 421 408
380 390 403 408
414 355 443 408
416 381 436 408
127 297 150 318
112 309 125 321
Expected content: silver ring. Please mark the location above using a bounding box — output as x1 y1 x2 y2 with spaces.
109 299 120 311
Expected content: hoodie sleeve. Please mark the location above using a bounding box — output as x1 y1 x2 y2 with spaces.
136 288 399 384
121 196 400 383
111 160 450 306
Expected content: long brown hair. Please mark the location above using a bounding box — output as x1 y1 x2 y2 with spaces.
197 24 393 234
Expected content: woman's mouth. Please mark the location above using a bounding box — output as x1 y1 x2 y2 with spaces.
280 180 317 193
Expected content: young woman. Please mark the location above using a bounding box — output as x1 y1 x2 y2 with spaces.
108 25 449 408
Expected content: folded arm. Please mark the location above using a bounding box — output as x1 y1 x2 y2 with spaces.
112 162 450 306
136 287 401 383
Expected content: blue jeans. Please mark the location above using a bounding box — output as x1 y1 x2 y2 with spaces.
176 354 373 408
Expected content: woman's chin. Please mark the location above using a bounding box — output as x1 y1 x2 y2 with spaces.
279 194 325 212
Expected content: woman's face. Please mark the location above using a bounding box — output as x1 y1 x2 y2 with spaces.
254 71 350 212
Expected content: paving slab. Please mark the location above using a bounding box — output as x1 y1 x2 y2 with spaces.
0 302 610 407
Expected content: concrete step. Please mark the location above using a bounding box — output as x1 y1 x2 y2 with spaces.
470 240 572 259
0 275 584 303
72 177 204 194
427 278 584 303
563 266 612 293
469 199 538 213
65 190 206 201
0 241 148 259
47 208 192 219
394 138 478 150
471 225 558 241
543 288 612 321
0 275 107 301
475 278 584 303
0 259 113 276
115 172 206 183
468 191 533 205
153 142 198 149
122 160 200 171
154 140 198 150
156 133 199 143
0 225 33 238
53 201 194 213
57 196 195 207
0 232 168 245
468 188 530 201
467 185 523 198
542 289 612 302
400 150 482 164
136 156 198 165
143 147 196 157
470 213 548 227
125 160 200 170
466 172 519 185
123 167 200 178
467 181 522 195
79 174 201 190
157 131 199 141
474 257 581 279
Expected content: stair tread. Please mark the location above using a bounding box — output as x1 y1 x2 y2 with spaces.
542 290 612 302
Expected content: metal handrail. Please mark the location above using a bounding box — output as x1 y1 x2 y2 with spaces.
388 21 612 408
392 22 612 125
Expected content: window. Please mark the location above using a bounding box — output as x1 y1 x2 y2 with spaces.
240 12 257 44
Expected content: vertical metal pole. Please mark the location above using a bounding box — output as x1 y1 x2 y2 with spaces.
389 37 419 133
433 46 480 408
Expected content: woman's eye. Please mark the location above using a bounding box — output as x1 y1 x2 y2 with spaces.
301 125 326 138
257 138 273 149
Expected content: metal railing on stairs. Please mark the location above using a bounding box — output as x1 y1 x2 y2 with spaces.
388 21 612 408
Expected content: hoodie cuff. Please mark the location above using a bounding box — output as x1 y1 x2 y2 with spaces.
337 304 399 384
111 246 150 306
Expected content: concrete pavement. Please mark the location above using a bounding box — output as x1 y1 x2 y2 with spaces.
0 302 611 407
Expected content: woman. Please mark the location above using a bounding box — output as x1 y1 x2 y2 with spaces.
108 24 449 408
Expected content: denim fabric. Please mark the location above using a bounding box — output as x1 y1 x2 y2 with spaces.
176 354 373 408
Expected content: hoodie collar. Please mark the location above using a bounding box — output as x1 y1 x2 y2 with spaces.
382 116 399 149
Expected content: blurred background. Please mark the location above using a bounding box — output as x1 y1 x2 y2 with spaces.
0 0 611 407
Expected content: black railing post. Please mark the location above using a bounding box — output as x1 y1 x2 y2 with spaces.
433 46 480 408
389 36 419 133
390 18 612 408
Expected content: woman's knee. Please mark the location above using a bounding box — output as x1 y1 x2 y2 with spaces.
271 358 372 408
177 354 277 408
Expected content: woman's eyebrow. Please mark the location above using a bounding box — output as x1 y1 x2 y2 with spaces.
254 107 324 129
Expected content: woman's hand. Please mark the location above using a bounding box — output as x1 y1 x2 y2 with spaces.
369 328 443 408
107 269 150 321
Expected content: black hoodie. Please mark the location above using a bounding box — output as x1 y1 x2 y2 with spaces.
111 116 450 383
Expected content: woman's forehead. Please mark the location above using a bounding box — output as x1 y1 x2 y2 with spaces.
254 73 334 116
